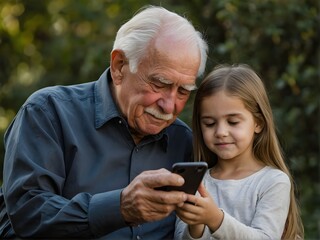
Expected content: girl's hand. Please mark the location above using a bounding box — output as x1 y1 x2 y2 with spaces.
176 183 224 233
188 224 205 239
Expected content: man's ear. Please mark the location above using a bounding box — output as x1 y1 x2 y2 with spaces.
110 49 126 85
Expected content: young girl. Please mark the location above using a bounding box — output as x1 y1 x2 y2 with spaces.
174 64 304 239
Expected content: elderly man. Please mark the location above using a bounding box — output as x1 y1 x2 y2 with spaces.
0 5 208 239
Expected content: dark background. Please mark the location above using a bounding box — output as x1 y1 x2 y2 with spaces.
0 0 318 238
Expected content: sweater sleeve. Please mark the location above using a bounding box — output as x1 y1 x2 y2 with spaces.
174 214 217 240
175 170 291 240
212 174 291 239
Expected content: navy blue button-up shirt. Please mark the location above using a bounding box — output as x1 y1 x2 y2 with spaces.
0 69 193 239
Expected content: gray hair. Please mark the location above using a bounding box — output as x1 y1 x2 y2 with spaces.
112 5 208 77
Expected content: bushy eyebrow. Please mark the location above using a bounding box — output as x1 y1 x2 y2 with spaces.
154 76 197 91
182 84 197 91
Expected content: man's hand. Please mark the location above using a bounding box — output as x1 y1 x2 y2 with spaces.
120 168 187 225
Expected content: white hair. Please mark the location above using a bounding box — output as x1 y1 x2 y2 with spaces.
112 5 208 77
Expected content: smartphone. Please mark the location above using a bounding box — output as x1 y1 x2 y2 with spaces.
157 162 208 195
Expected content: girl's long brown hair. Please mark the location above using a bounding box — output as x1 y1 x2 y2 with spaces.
192 64 304 239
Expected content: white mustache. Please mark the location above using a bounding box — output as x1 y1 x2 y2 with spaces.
145 108 173 121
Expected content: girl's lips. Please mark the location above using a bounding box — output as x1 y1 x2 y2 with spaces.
215 142 232 147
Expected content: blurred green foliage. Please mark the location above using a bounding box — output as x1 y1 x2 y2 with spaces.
0 0 319 238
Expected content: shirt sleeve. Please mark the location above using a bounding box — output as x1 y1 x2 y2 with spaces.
3 103 127 238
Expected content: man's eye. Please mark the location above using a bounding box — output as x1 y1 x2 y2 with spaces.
152 82 166 88
151 80 166 89
148 81 166 92
178 87 191 96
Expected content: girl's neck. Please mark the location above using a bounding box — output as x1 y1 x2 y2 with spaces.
210 159 265 180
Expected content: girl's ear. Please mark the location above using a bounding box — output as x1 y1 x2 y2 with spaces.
110 49 126 85
254 114 264 134
255 123 263 134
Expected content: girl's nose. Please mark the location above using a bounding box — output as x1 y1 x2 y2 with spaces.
215 123 228 137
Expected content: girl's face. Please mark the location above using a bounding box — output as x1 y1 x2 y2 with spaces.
200 90 262 163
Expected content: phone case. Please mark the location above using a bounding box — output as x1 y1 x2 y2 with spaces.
158 162 208 194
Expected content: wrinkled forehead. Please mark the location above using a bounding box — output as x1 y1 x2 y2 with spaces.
149 39 200 78
153 32 200 60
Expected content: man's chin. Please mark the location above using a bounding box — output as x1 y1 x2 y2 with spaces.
140 123 169 135
143 126 165 135
135 116 176 135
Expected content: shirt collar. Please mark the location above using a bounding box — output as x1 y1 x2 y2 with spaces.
93 68 169 150
94 68 121 128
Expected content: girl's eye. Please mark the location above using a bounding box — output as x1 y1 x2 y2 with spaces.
228 121 239 125
203 122 215 127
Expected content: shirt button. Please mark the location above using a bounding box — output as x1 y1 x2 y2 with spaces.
136 148 139 152
119 120 122 124
137 236 141 240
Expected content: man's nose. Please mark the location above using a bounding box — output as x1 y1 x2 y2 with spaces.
157 91 176 114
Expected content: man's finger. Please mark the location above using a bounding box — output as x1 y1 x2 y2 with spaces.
141 169 185 189
150 188 187 205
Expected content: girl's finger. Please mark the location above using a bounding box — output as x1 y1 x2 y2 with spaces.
185 194 199 206
197 182 210 198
